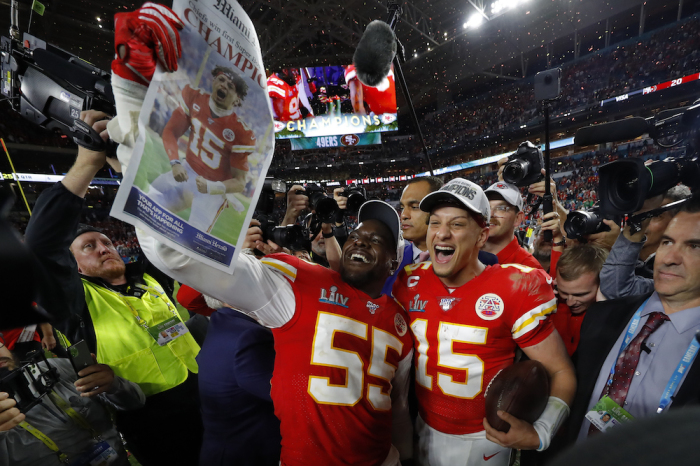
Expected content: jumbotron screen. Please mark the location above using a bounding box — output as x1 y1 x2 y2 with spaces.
267 65 398 139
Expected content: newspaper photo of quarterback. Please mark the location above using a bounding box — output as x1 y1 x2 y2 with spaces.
147 65 257 233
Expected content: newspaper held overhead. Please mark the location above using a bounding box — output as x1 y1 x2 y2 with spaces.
111 0 275 273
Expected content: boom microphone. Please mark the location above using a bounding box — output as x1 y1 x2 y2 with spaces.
574 117 651 146
353 20 396 87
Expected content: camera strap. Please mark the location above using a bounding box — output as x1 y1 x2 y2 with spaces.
18 390 103 464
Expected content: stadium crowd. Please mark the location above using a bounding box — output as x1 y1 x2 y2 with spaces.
2 4 700 466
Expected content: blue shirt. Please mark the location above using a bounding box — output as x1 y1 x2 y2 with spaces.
577 293 700 441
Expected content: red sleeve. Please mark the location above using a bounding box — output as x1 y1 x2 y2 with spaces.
267 76 286 98
506 268 557 347
550 249 562 277
162 106 191 161
176 284 216 317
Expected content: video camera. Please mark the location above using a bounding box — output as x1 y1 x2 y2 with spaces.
598 156 700 215
576 100 700 215
563 204 621 240
1 2 115 150
0 349 59 413
503 141 545 187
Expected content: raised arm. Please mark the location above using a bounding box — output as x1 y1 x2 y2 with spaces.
137 231 295 328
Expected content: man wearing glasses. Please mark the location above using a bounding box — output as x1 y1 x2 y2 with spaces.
482 182 543 269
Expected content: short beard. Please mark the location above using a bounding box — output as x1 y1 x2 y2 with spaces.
340 267 374 290
81 260 126 282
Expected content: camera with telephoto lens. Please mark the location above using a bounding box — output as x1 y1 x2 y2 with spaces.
339 184 367 212
256 213 305 249
502 141 545 187
564 205 620 240
299 183 339 223
598 156 700 215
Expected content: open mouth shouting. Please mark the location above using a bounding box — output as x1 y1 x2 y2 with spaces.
348 251 371 264
216 88 227 100
434 244 455 264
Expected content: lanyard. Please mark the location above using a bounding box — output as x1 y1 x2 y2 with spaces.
18 390 102 463
19 420 69 463
605 298 700 413
657 338 700 413
114 284 178 331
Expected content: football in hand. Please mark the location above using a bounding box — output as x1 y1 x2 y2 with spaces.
484 360 550 433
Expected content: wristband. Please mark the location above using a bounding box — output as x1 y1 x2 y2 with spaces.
533 396 570 451
206 180 226 195
552 239 566 247
170 159 182 166
322 229 335 239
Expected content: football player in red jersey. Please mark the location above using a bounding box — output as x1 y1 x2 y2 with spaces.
345 64 397 116
393 178 576 466
129 201 414 466
148 66 256 232
267 69 313 121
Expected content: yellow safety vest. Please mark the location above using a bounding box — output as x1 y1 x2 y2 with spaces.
82 274 199 397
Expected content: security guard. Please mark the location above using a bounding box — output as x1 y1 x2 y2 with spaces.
25 111 202 466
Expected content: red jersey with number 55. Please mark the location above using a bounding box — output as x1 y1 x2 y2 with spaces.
259 254 413 466
176 85 256 181
393 262 556 435
267 74 302 121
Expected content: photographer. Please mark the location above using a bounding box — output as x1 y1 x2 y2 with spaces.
599 186 691 300
0 335 145 465
482 181 544 269
281 184 347 267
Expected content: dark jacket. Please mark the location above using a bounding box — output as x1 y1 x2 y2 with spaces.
24 181 175 352
197 308 280 466
565 292 700 445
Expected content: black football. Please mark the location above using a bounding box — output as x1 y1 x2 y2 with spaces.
484 360 550 433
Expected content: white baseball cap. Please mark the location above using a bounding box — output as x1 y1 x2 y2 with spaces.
357 200 405 267
419 178 491 225
485 181 524 211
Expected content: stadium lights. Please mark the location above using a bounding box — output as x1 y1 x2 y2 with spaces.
491 0 529 15
464 14 484 29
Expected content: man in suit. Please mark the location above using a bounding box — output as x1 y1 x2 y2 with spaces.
196 293 280 466
566 196 700 444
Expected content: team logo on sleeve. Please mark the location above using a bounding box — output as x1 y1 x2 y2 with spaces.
223 128 235 142
366 301 380 314
409 294 427 312
319 286 349 308
475 293 504 320
437 297 461 312
394 313 408 336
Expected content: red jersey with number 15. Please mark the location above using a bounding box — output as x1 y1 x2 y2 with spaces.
259 254 413 466
178 85 256 181
393 262 556 435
